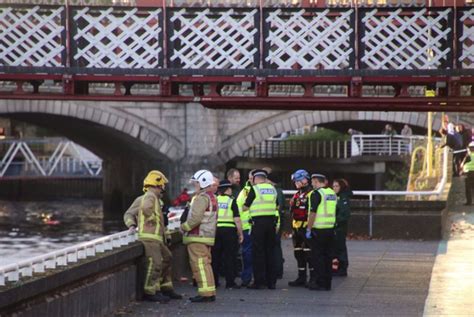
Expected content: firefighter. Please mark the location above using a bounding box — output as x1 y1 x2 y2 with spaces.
243 169 278 289
123 170 182 302
181 170 218 303
307 173 337 291
288 169 313 287
212 180 244 289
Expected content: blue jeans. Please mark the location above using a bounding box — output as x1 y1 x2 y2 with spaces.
241 230 253 284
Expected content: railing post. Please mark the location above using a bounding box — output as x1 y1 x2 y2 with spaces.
369 194 373 238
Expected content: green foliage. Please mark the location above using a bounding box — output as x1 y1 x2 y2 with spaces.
286 128 349 141
384 163 409 191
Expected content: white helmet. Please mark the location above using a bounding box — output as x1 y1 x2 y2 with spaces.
191 170 213 189
469 141 474 148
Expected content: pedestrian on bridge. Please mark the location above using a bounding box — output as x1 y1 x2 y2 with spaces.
243 169 279 290
181 170 218 303
288 169 313 287
123 170 182 303
212 180 244 289
461 142 474 206
307 174 337 291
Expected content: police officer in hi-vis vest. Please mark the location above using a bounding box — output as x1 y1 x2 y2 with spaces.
461 142 474 205
288 169 313 287
123 170 182 302
181 170 218 303
212 180 244 289
306 173 337 291
236 169 256 287
243 169 279 290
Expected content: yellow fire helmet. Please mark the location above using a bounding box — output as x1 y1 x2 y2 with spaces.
143 170 168 192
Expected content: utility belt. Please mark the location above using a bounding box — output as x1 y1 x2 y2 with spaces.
292 220 307 229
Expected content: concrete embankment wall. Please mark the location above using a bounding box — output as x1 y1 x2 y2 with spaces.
0 177 102 200
0 233 189 317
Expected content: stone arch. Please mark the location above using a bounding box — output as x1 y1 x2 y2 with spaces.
0 99 183 159
218 111 443 162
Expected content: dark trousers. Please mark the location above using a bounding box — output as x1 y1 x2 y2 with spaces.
466 172 474 205
241 230 253 284
292 227 312 275
251 216 276 287
309 228 335 289
212 227 238 286
334 222 349 272
273 233 284 280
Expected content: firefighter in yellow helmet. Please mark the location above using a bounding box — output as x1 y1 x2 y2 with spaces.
123 170 182 302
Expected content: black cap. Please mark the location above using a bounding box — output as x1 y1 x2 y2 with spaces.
218 179 232 189
252 169 268 178
311 173 326 179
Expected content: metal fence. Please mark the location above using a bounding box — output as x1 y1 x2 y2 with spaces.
241 135 439 159
350 135 442 156
0 138 102 177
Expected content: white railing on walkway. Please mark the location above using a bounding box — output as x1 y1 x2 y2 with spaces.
0 230 137 287
0 138 102 177
351 135 441 157
283 147 449 236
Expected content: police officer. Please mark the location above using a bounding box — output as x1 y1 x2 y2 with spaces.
461 142 474 205
243 169 278 290
236 170 255 287
306 173 337 291
212 180 244 289
288 169 313 287
123 170 182 302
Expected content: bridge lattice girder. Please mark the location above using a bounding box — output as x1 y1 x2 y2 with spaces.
0 4 473 111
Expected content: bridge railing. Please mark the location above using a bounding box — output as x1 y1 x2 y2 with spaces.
242 139 351 159
241 135 438 159
350 135 442 156
0 4 471 72
0 138 102 177
0 230 137 287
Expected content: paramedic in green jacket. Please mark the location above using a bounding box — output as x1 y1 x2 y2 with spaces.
332 178 352 277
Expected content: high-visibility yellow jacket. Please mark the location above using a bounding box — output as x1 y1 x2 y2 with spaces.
124 191 165 242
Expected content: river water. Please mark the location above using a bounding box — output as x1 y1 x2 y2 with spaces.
0 200 122 267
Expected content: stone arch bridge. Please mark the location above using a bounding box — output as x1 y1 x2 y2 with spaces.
3 99 472 216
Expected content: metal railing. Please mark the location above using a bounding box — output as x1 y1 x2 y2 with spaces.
0 138 102 177
350 135 441 156
242 139 350 159
282 147 450 236
0 230 137 287
242 135 438 159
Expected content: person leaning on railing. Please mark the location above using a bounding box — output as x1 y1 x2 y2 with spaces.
123 170 183 303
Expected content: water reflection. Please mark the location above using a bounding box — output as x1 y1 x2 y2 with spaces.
0 200 124 266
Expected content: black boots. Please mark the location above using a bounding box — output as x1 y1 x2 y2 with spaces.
288 271 307 287
162 290 183 299
143 293 170 303
189 295 216 303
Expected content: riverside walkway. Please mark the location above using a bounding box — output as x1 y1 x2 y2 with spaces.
116 239 440 316
115 180 474 317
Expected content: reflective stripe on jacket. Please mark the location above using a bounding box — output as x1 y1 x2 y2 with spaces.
249 183 277 218
312 187 337 229
217 195 236 228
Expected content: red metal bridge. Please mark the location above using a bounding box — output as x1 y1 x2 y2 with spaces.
0 0 473 111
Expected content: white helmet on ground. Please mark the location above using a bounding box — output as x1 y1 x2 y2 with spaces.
191 170 213 189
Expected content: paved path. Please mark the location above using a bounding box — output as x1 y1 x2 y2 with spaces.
116 239 439 317
423 178 474 317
